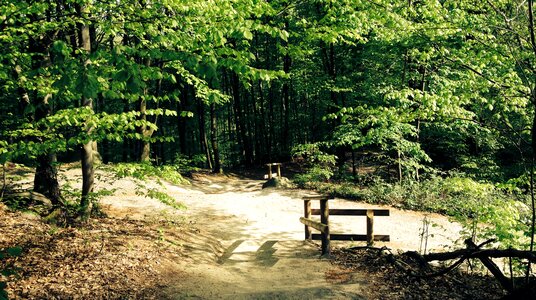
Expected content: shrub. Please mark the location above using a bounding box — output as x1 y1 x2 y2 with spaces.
106 163 188 210
292 143 336 185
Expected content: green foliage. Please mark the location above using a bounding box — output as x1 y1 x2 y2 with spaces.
171 154 199 173
292 143 337 184
0 0 284 168
143 188 186 210
292 143 336 167
108 163 187 210
0 0 535 257
294 166 334 185
111 163 188 186
329 105 432 180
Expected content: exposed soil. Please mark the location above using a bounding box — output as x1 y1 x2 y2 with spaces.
1 165 505 299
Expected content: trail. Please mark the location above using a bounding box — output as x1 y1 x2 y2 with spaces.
98 172 462 299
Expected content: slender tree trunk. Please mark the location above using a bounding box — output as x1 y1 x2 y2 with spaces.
251 84 261 164
77 3 94 219
398 149 403 183
231 72 253 166
282 21 292 157
177 84 191 156
197 98 212 169
416 67 426 182
308 93 317 142
526 0 536 282
138 57 154 162
325 43 345 170
352 150 357 178
258 81 268 162
122 98 131 162
210 103 222 173
268 85 275 161
138 96 151 162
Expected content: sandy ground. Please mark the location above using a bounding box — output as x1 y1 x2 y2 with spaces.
86 170 463 300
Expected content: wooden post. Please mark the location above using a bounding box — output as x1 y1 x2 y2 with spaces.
268 164 272 179
304 199 312 240
366 209 374 246
320 199 330 257
276 164 281 178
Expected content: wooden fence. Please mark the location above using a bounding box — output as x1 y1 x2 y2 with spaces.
299 195 390 256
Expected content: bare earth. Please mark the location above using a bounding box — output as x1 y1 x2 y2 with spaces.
92 171 463 300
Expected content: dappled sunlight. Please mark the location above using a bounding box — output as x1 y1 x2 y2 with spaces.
146 173 465 298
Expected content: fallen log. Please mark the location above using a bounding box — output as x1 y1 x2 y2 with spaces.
404 239 536 293
413 248 536 264
347 238 534 294
466 239 512 292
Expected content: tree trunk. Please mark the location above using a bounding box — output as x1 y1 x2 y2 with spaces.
250 84 261 164
122 98 131 162
527 0 536 282
138 57 153 163
22 22 62 206
77 3 94 219
398 149 403 183
197 98 212 169
34 95 61 205
352 150 357 178
258 81 268 162
210 103 222 173
34 154 61 205
268 85 275 161
324 43 346 171
177 84 189 156
231 72 253 166
415 67 426 182
138 94 151 162
281 20 292 157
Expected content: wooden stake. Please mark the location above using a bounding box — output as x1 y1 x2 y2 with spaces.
366 209 374 246
320 199 330 256
304 200 312 240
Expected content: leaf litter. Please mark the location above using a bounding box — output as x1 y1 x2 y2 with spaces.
0 203 198 299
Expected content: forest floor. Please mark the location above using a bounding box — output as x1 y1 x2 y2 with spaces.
1 165 505 299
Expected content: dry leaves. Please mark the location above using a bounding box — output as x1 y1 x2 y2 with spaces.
0 204 191 299
331 247 507 300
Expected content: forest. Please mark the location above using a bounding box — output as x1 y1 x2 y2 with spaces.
1 0 536 298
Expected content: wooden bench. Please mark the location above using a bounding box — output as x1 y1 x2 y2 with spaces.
300 196 390 256
265 163 282 179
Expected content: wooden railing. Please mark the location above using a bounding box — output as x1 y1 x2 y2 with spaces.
300 196 390 256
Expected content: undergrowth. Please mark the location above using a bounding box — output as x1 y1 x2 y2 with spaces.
104 163 188 210
110 163 189 186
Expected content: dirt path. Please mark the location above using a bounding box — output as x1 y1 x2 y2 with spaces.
97 172 462 299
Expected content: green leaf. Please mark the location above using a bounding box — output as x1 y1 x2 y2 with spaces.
243 29 253 40
6 247 22 257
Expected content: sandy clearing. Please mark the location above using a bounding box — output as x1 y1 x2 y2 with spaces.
61 168 463 299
